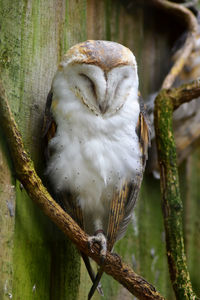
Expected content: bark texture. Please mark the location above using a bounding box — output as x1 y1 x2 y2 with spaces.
154 83 200 299
0 1 200 299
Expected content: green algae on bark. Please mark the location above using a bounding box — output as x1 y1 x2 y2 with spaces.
154 84 200 300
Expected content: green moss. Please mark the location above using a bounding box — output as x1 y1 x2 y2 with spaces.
138 176 170 295
0 1 22 115
0 129 15 300
63 0 87 54
32 0 41 56
49 228 81 300
64 0 69 54
154 91 196 299
12 181 52 299
1 1 199 299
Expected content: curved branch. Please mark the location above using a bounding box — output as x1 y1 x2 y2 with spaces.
154 80 200 299
149 3 200 297
0 80 165 300
166 80 200 164
149 0 198 89
169 79 200 109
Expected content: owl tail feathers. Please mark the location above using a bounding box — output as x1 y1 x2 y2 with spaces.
88 268 104 300
81 253 104 297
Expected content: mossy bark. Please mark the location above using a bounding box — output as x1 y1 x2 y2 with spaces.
0 129 15 300
154 88 198 299
0 0 85 299
0 1 199 299
0 1 176 299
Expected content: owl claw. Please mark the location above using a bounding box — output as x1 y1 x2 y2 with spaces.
88 232 107 262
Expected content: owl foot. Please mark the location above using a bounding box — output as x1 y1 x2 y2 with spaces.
88 230 107 262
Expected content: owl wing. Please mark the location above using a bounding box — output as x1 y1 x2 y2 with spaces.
106 97 150 251
88 99 150 299
42 91 57 160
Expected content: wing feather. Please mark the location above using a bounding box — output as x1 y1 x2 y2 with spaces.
106 183 129 251
90 100 150 299
107 98 150 248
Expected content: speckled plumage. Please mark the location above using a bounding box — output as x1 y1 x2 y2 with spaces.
43 40 149 298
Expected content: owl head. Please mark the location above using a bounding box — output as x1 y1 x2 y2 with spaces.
52 40 138 116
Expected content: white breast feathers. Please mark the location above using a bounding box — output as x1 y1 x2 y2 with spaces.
46 77 141 216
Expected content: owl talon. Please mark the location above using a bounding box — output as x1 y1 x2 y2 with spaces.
88 232 107 261
88 241 95 253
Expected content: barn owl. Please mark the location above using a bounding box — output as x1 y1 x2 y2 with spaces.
43 40 149 299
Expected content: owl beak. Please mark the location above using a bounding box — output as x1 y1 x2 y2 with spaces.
99 103 108 114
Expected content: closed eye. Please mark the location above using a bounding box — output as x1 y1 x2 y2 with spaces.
114 75 129 99
79 73 97 100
